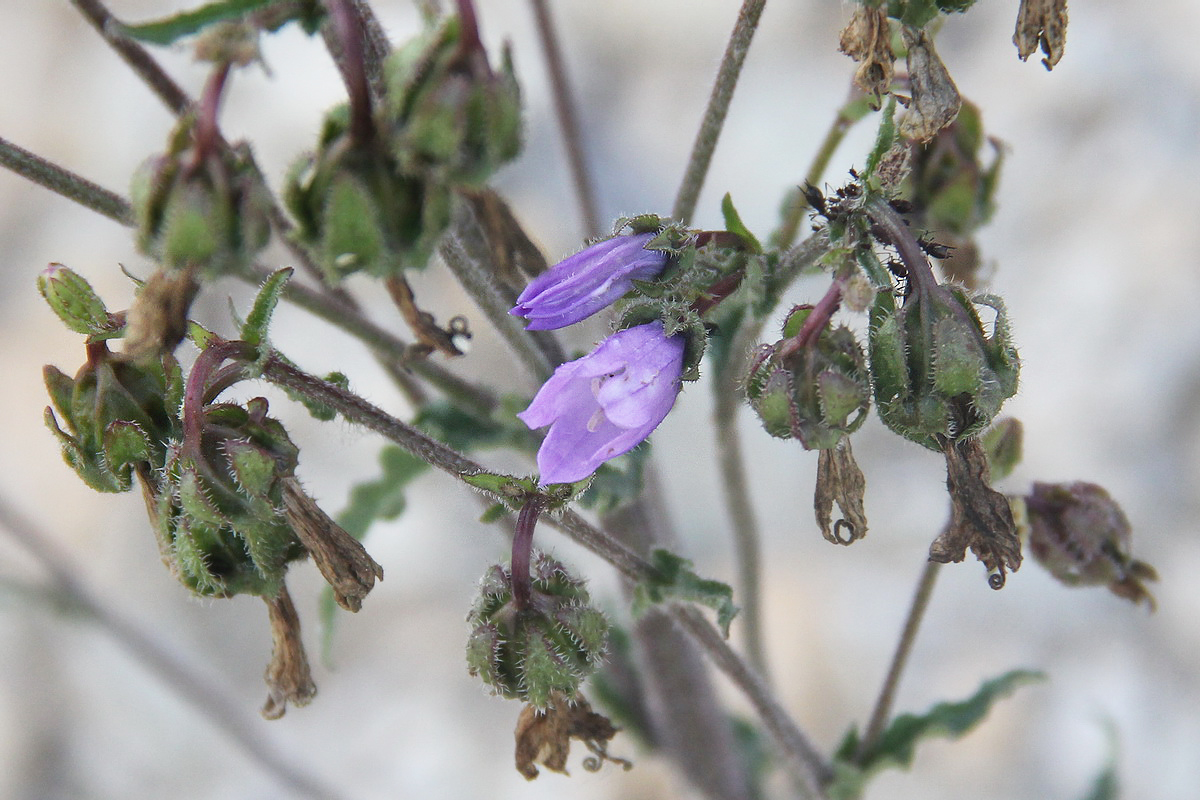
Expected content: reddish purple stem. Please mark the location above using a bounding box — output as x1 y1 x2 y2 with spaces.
777 279 844 360
190 62 230 172
511 495 546 611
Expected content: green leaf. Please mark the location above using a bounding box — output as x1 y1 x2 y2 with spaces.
414 400 509 452
862 96 897 185
187 321 218 351
632 549 739 637
336 446 429 540
461 471 536 503
240 267 292 348
720 193 763 254
120 0 307 45
828 669 1045 799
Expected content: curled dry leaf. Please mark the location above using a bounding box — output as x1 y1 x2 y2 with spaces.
929 436 1022 589
1014 0 1068 70
261 585 317 719
815 440 868 545
514 692 631 780
838 5 895 105
898 27 962 144
282 477 384 612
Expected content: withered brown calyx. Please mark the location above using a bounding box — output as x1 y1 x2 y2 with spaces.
838 5 895 106
929 436 1022 589
514 692 631 780
815 440 868 545
1014 0 1068 71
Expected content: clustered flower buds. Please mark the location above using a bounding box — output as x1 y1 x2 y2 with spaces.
147 397 309 598
745 304 870 450
43 342 179 494
130 120 272 277
866 198 1019 450
1020 481 1158 608
381 12 522 187
284 103 451 280
466 552 609 709
285 6 521 281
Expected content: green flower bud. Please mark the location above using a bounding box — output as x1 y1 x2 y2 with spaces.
37 264 122 339
283 104 451 279
131 121 271 276
382 14 522 187
149 399 306 597
1020 482 1157 608
745 305 870 449
466 552 608 709
43 344 181 493
869 284 1018 450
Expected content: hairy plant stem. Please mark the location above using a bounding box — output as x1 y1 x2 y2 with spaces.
708 233 829 681
674 604 831 799
672 0 767 225
602 486 753 800
69 0 191 114
324 0 376 147
712 321 770 680
528 0 601 238
856 559 942 762
0 136 132 225
259 354 828 790
0 495 345 800
510 496 545 611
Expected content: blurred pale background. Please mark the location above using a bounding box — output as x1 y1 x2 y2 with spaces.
2 1 1198 799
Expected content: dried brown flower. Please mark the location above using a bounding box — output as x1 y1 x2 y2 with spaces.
514 692 630 780
815 440 868 545
282 477 384 612
898 27 962 143
838 6 896 106
1014 0 1068 70
929 436 1022 588
261 585 317 719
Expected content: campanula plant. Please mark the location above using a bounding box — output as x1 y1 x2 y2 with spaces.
6 0 1162 798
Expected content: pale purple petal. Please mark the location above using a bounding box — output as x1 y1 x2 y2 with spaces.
517 322 685 485
509 233 667 330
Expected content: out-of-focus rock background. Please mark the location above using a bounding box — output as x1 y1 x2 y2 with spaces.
1 2 1197 798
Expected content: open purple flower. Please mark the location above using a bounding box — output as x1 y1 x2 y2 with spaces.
510 233 668 330
518 322 685 484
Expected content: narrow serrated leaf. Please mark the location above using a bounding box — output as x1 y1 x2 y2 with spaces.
121 0 279 45
241 267 293 347
829 669 1045 799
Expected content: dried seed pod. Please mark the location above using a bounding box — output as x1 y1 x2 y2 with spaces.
1021 482 1157 608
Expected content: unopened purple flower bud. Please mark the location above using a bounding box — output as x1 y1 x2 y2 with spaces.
510 233 668 330
518 322 684 484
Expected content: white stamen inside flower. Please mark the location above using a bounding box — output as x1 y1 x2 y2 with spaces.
586 408 608 432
